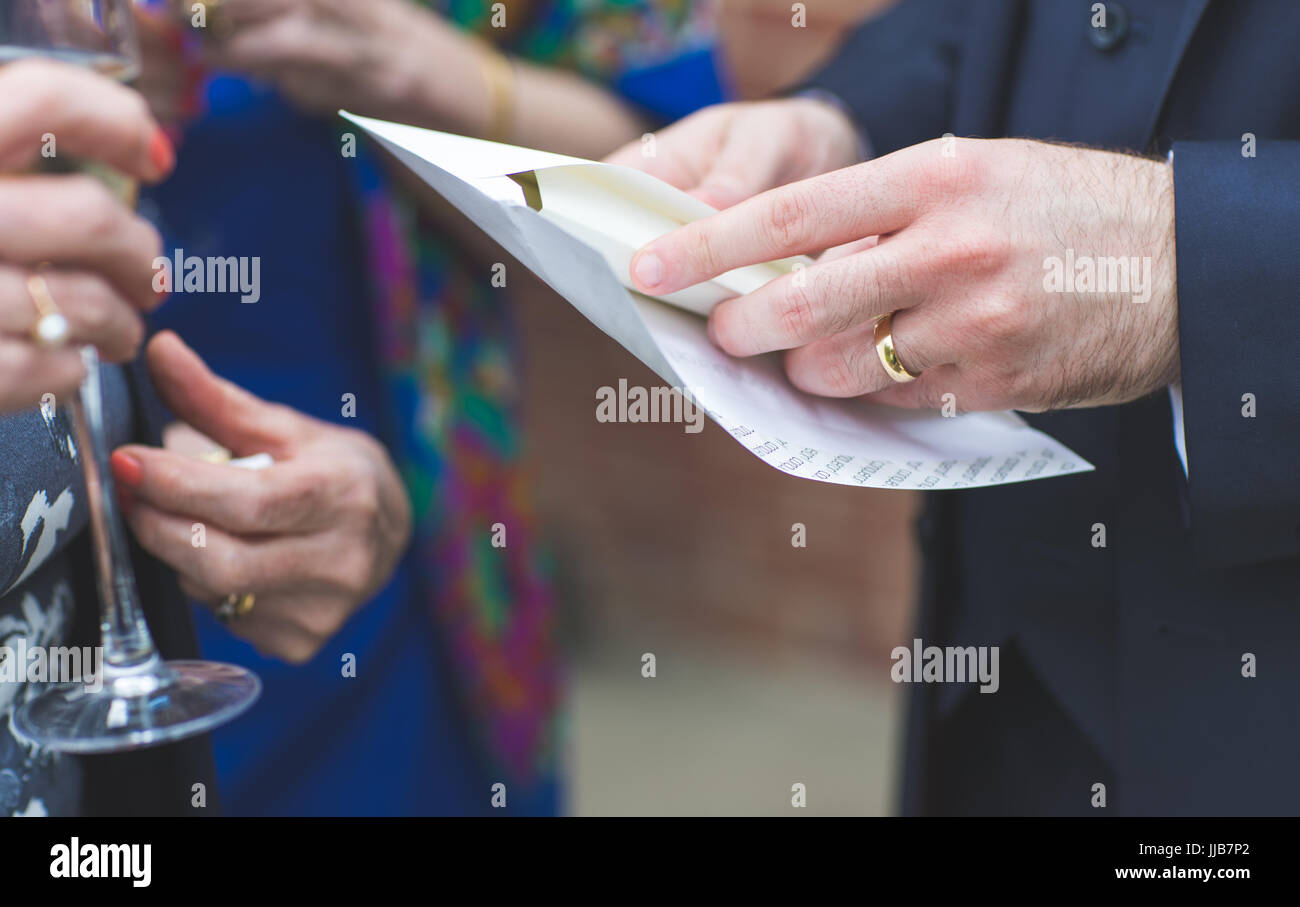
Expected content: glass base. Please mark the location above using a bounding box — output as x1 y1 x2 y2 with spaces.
10 659 261 754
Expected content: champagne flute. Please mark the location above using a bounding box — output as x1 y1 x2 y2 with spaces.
3 0 261 752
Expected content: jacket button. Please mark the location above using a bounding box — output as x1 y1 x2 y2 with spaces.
1088 1 1129 52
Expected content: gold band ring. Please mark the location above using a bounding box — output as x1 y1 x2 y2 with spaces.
217 592 256 623
873 311 919 383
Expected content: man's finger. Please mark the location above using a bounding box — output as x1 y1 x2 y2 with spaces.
630 149 926 296
817 235 880 264
782 303 949 398
865 365 966 410
707 238 923 357
0 58 173 181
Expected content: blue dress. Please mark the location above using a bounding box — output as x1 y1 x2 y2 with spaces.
142 77 556 816
138 37 724 814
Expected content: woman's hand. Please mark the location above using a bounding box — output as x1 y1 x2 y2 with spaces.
605 98 865 211
0 59 174 416
200 0 491 134
111 332 413 665
134 5 203 129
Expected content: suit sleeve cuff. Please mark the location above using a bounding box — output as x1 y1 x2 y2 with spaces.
1172 140 1300 566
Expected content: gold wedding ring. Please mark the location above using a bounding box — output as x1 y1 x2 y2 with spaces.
217 592 256 623
873 311 919 383
26 272 70 349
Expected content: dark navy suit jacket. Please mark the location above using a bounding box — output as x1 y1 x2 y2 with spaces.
811 0 1300 814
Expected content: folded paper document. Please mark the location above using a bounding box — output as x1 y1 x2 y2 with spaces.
341 112 1093 489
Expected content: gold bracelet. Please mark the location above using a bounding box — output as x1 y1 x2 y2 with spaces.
475 41 516 143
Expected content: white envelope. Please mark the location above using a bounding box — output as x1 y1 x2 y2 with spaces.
341 112 1092 490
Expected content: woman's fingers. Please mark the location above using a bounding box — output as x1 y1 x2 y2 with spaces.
210 0 303 31
0 60 168 411
606 106 732 193
0 58 174 182
685 105 805 210
178 575 332 666
0 175 164 311
0 265 145 362
113 446 332 536
124 500 291 595
124 499 359 602
0 336 86 413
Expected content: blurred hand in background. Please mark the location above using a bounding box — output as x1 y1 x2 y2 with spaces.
606 96 862 209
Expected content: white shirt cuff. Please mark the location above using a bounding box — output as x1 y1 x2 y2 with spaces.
1169 382 1188 477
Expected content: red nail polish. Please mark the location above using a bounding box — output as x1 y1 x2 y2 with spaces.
111 450 144 488
147 128 175 177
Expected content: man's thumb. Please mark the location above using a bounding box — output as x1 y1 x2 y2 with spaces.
144 330 295 458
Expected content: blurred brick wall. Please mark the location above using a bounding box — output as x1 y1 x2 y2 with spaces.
507 0 917 673
515 277 919 671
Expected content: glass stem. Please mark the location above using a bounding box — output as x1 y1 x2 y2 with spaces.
70 345 159 673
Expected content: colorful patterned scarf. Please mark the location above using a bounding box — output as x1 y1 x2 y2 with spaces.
350 0 713 789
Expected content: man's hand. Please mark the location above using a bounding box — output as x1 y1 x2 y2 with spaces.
629 138 1179 412
111 332 412 664
606 98 864 210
